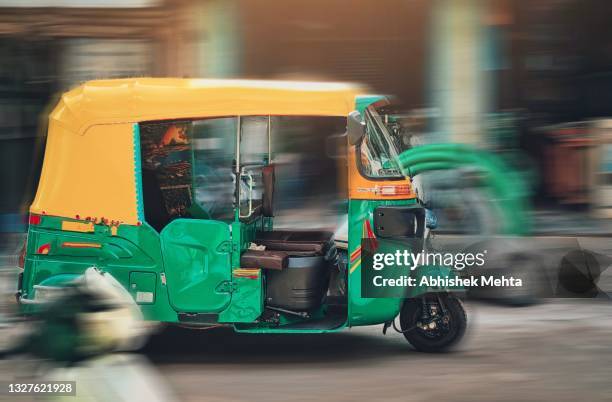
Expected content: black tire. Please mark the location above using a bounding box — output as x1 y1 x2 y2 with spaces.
400 294 467 353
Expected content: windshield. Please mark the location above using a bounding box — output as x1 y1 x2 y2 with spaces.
359 106 404 179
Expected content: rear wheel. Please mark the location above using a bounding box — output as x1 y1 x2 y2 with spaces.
400 293 466 353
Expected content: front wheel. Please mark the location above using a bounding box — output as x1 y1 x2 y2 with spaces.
400 293 467 353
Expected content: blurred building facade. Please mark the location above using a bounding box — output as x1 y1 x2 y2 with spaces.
0 0 237 231
2 0 612 231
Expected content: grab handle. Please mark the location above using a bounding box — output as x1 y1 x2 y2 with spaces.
239 170 254 218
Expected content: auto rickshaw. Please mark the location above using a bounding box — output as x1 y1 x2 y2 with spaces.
18 78 466 352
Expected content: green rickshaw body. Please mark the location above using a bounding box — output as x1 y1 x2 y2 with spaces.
19 78 459 334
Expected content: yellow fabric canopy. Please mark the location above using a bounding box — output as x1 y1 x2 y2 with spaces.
32 78 363 225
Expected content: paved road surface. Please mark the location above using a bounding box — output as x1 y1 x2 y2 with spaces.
142 301 612 402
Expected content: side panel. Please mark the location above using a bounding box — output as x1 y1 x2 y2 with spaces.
219 269 263 323
20 215 178 322
347 198 415 326
346 119 418 325
160 219 232 313
129 272 157 304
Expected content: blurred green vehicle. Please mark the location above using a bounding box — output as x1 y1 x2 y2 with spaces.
17 78 467 353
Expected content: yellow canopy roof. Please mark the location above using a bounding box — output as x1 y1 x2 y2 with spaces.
33 78 363 225
52 78 364 135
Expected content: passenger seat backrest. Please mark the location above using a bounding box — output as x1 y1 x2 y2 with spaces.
262 164 275 217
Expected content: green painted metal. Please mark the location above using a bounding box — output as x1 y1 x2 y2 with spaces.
355 95 386 114
160 219 232 313
20 215 178 322
20 195 439 331
347 199 409 326
133 124 145 222
218 273 262 323
38 274 81 287
129 272 157 304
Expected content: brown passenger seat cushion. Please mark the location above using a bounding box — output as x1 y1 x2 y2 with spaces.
240 250 289 271
254 230 333 254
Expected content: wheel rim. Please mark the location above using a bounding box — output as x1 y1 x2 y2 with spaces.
414 298 454 339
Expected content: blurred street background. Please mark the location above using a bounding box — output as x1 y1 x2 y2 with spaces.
1 1 612 400
4 0 612 234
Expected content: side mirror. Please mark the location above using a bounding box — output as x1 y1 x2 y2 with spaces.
347 111 366 145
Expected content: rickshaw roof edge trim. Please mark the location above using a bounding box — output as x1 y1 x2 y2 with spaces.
50 78 366 135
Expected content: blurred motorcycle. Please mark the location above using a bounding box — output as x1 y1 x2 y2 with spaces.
0 268 177 401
